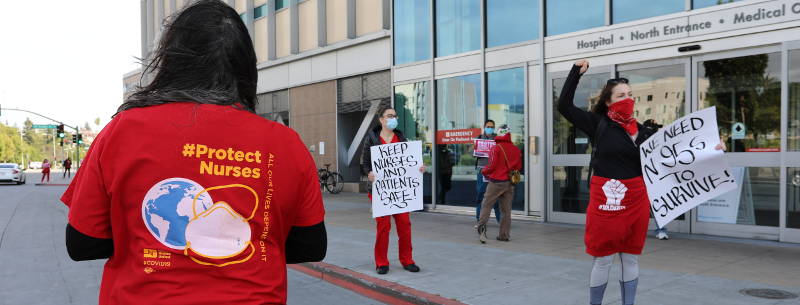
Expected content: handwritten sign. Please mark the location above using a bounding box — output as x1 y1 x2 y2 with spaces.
370 141 424 218
473 139 496 158
639 107 737 228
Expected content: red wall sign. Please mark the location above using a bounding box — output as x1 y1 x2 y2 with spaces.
436 128 482 144
745 148 780 152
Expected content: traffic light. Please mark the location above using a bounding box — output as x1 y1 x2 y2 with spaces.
77 134 83 145
57 124 65 139
72 134 77 143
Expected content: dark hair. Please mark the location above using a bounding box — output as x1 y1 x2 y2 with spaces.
118 0 257 114
378 106 395 118
484 120 495 127
591 81 629 115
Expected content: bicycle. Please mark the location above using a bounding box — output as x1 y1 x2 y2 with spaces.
318 163 344 194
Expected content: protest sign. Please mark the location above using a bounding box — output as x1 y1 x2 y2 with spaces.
370 141 424 218
639 106 737 228
473 139 496 158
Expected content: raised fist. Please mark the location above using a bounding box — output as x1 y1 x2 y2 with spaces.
602 179 627 206
574 59 589 74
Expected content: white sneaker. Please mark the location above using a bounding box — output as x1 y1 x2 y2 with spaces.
656 231 669 240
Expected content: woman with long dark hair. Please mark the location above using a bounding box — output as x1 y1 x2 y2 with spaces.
361 106 425 275
558 59 722 305
62 2 326 304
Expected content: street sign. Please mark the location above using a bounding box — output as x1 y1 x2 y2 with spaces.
731 122 746 140
32 124 57 129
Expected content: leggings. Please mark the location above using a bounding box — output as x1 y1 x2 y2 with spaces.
590 253 638 287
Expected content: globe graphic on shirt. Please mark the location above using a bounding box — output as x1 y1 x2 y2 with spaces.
141 178 213 249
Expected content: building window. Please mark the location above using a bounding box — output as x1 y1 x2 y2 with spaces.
436 0 480 57
436 74 482 207
693 0 741 9
647 94 653 101
394 0 431 65
276 0 288 11
553 166 590 213
254 4 266 19
546 0 604 36
487 67 526 211
552 71 607 154
486 0 539 48
395 81 433 203
256 90 289 126
788 50 800 151
698 52 781 152
613 0 683 24
788 168 800 229
697 167 779 227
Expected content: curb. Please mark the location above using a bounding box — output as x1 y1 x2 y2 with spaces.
289 262 466 305
35 183 70 186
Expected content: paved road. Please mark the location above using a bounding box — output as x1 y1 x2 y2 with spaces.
0 172 383 305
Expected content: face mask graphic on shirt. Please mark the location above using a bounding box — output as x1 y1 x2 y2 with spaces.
141 179 258 267
184 184 258 266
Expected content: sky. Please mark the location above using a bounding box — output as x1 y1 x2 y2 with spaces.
0 1 141 132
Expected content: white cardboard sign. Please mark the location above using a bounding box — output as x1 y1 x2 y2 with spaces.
370 141 424 218
639 107 737 228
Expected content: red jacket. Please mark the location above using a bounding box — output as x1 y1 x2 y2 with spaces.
481 133 522 182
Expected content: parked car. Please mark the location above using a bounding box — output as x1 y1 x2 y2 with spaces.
0 163 26 185
28 161 42 169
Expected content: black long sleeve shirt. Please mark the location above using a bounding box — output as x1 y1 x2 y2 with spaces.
557 64 656 180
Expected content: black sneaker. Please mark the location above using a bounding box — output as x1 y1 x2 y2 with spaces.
402 264 420 272
376 266 389 274
496 237 509 242
477 224 487 244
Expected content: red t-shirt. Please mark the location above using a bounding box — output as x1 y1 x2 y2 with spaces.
61 103 325 305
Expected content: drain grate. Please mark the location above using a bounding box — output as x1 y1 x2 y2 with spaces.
740 288 799 300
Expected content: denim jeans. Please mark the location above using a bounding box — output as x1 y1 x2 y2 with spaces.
476 170 501 222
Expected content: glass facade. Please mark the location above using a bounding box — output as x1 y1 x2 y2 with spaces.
394 82 434 204
693 0 742 9
553 166 590 213
789 50 800 151
552 72 608 155
613 0 684 24
486 0 539 48
618 64 686 126
436 0 480 57
436 74 482 207
546 0 605 36
394 0 431 65
487 68 526 210
697 167 779 227
789 168 800 229
698 53 782 153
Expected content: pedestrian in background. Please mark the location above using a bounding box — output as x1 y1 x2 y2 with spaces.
476 125 521 243
62 158 72 179
475 119 502 224
61 2 326 305
362 106 424 275
40 158 51 183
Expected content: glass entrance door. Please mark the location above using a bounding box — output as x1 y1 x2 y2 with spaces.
782 41 800 243
690 46 783 240
617 58 691 233
547 60 690 228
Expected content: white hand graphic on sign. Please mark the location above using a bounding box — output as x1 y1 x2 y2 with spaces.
602 179 627 205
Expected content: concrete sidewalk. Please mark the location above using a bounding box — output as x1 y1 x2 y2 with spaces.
319 193 800 305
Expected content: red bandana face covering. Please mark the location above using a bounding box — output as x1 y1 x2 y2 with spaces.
607 98 638 136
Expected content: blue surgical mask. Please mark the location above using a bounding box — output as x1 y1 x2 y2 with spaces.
387 118 398 130
484 127 494 135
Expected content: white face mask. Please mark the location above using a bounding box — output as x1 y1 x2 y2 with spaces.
184 184 258 264
185 201 251 258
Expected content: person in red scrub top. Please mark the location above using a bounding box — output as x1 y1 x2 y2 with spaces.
62 2 326 304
